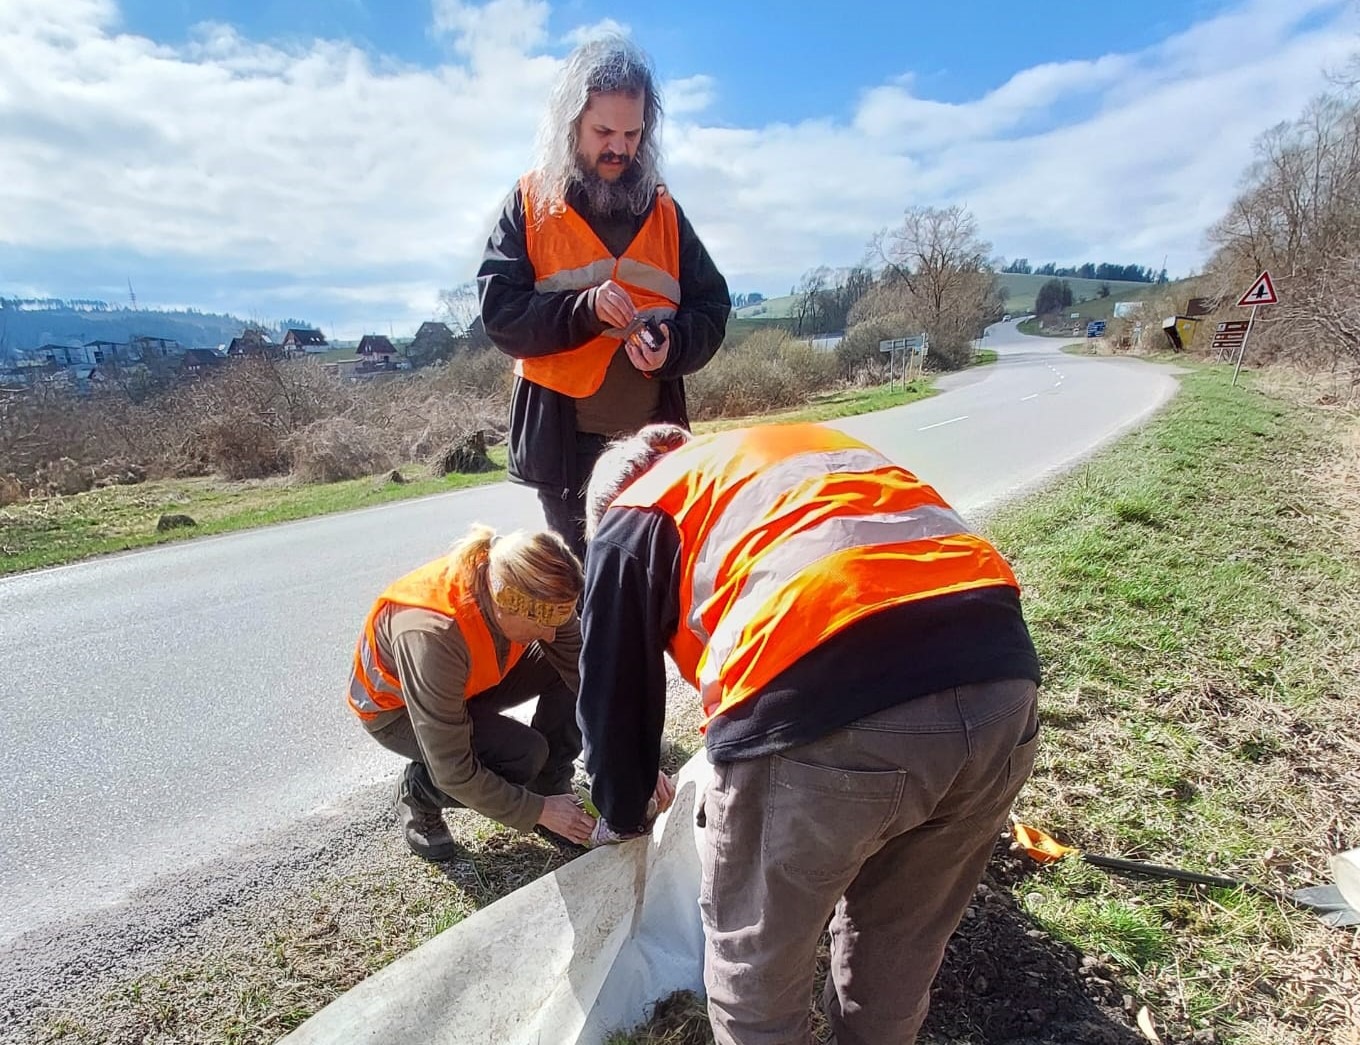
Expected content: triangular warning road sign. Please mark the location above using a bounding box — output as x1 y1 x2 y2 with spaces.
1237 271 1278 308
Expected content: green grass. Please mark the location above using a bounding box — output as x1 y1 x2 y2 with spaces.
0 449 510 576
1 380 938 577
997 272 1151 314
986 365 1359 1042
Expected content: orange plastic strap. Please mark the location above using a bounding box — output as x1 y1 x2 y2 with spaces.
1012 821 1079 864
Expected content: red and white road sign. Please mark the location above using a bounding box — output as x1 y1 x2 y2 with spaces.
1237 271 1278 308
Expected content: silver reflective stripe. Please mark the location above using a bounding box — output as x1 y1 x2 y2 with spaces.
687 448 892 642
535 259 615 294
616 258 681 303
349 633 402 713
695 505 968 698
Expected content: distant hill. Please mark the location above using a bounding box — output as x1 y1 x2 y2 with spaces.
995 273 1152 314
734 295 798 320
0 298 275 358
732 274 1155 324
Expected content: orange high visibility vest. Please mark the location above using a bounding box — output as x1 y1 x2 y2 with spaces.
517 173 681 398
610 424 1022 727
347 559 525 721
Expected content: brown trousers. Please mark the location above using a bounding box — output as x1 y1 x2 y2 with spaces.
698 679 1039 1045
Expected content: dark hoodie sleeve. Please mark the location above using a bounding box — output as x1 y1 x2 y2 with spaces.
654 200 730 380
477 185 609 358
577 507 682 833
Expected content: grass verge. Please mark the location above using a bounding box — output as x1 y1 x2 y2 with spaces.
1 380 935 577
986 365 1360 1044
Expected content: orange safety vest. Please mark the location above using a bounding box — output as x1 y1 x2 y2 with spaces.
517 173 681 398
610 424 1022 727
347 559 525 721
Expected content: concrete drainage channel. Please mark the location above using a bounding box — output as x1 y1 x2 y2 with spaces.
283 754 714 1045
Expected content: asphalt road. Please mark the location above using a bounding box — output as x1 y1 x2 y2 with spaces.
0 322 1179 944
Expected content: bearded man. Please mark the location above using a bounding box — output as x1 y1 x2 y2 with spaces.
477 35 730 560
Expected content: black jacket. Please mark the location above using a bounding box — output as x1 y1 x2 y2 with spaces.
477 183 731 498
578 505 1044 833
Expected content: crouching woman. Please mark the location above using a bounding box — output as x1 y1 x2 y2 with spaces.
347 525 597 857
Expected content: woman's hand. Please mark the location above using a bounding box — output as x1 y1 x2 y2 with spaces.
537 794 597 846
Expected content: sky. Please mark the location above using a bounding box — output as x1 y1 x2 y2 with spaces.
1 0 1356 340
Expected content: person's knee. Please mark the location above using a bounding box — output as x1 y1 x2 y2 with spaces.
503 731 550 786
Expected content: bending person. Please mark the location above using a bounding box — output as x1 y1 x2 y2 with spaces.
578 422 1042 1045
347 526 596 857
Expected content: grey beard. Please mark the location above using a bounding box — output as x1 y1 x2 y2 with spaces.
572 157 648 216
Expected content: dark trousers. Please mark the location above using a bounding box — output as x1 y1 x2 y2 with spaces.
699 679 1040 1045
369 648 582 810
537 432 610 562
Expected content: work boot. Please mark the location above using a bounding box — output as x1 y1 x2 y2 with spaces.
395 771 458 861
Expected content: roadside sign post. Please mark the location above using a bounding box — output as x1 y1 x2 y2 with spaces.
1231 271 1279 387
880 334 927 389
1211 320 1250 362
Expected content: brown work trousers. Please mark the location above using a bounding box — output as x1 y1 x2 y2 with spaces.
699 679 1039 1045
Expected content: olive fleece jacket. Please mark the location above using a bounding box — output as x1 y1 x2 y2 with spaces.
364 599 581 833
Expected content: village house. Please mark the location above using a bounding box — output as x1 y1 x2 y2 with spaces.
281 327 328 357
227 329 281 359
355 334 398 371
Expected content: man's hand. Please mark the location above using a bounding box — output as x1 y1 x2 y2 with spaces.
593 279 636 329
537 794 597 846
652 770 676 815
625 323 670 373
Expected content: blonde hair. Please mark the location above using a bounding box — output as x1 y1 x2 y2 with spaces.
449 525 583 606
585 423 692 539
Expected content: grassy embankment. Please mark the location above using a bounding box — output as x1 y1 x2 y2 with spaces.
0 379 935 577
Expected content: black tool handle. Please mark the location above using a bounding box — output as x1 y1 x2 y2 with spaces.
1083 853 1247 891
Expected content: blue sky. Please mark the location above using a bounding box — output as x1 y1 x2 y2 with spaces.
113 0 1242 126
1 0 1355 340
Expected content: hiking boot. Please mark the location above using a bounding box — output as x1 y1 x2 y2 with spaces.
396 773 458 861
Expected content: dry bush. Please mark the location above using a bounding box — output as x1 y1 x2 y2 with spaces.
428 348 514 401
284 418 396 484
198 413 288 480
835 311 913 375
34 456 95 496
688 328 839 420
0 350 510 493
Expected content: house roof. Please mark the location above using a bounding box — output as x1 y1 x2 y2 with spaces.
284 327 327 346
414 321 454 339
357 334 397 356
227 337 281 356
181 349 222 367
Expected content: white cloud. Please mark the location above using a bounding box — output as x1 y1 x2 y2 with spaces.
664 74 716 116
563 18 630 47
0 0 1355 333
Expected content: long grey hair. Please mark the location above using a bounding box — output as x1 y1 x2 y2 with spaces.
585 423 692 539
533 35 664 216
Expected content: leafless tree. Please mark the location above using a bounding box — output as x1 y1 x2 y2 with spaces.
864 205 1003 367
1206 90 1360 381
437 282 481 335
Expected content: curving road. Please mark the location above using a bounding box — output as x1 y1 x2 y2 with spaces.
0 322 1179 944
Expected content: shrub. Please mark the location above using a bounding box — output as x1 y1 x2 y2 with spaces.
284 418 395 484
688 328 839 420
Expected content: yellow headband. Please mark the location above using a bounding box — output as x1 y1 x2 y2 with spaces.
490 577 575 628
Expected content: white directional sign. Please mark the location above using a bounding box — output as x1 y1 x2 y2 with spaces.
1237 271 1278 308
